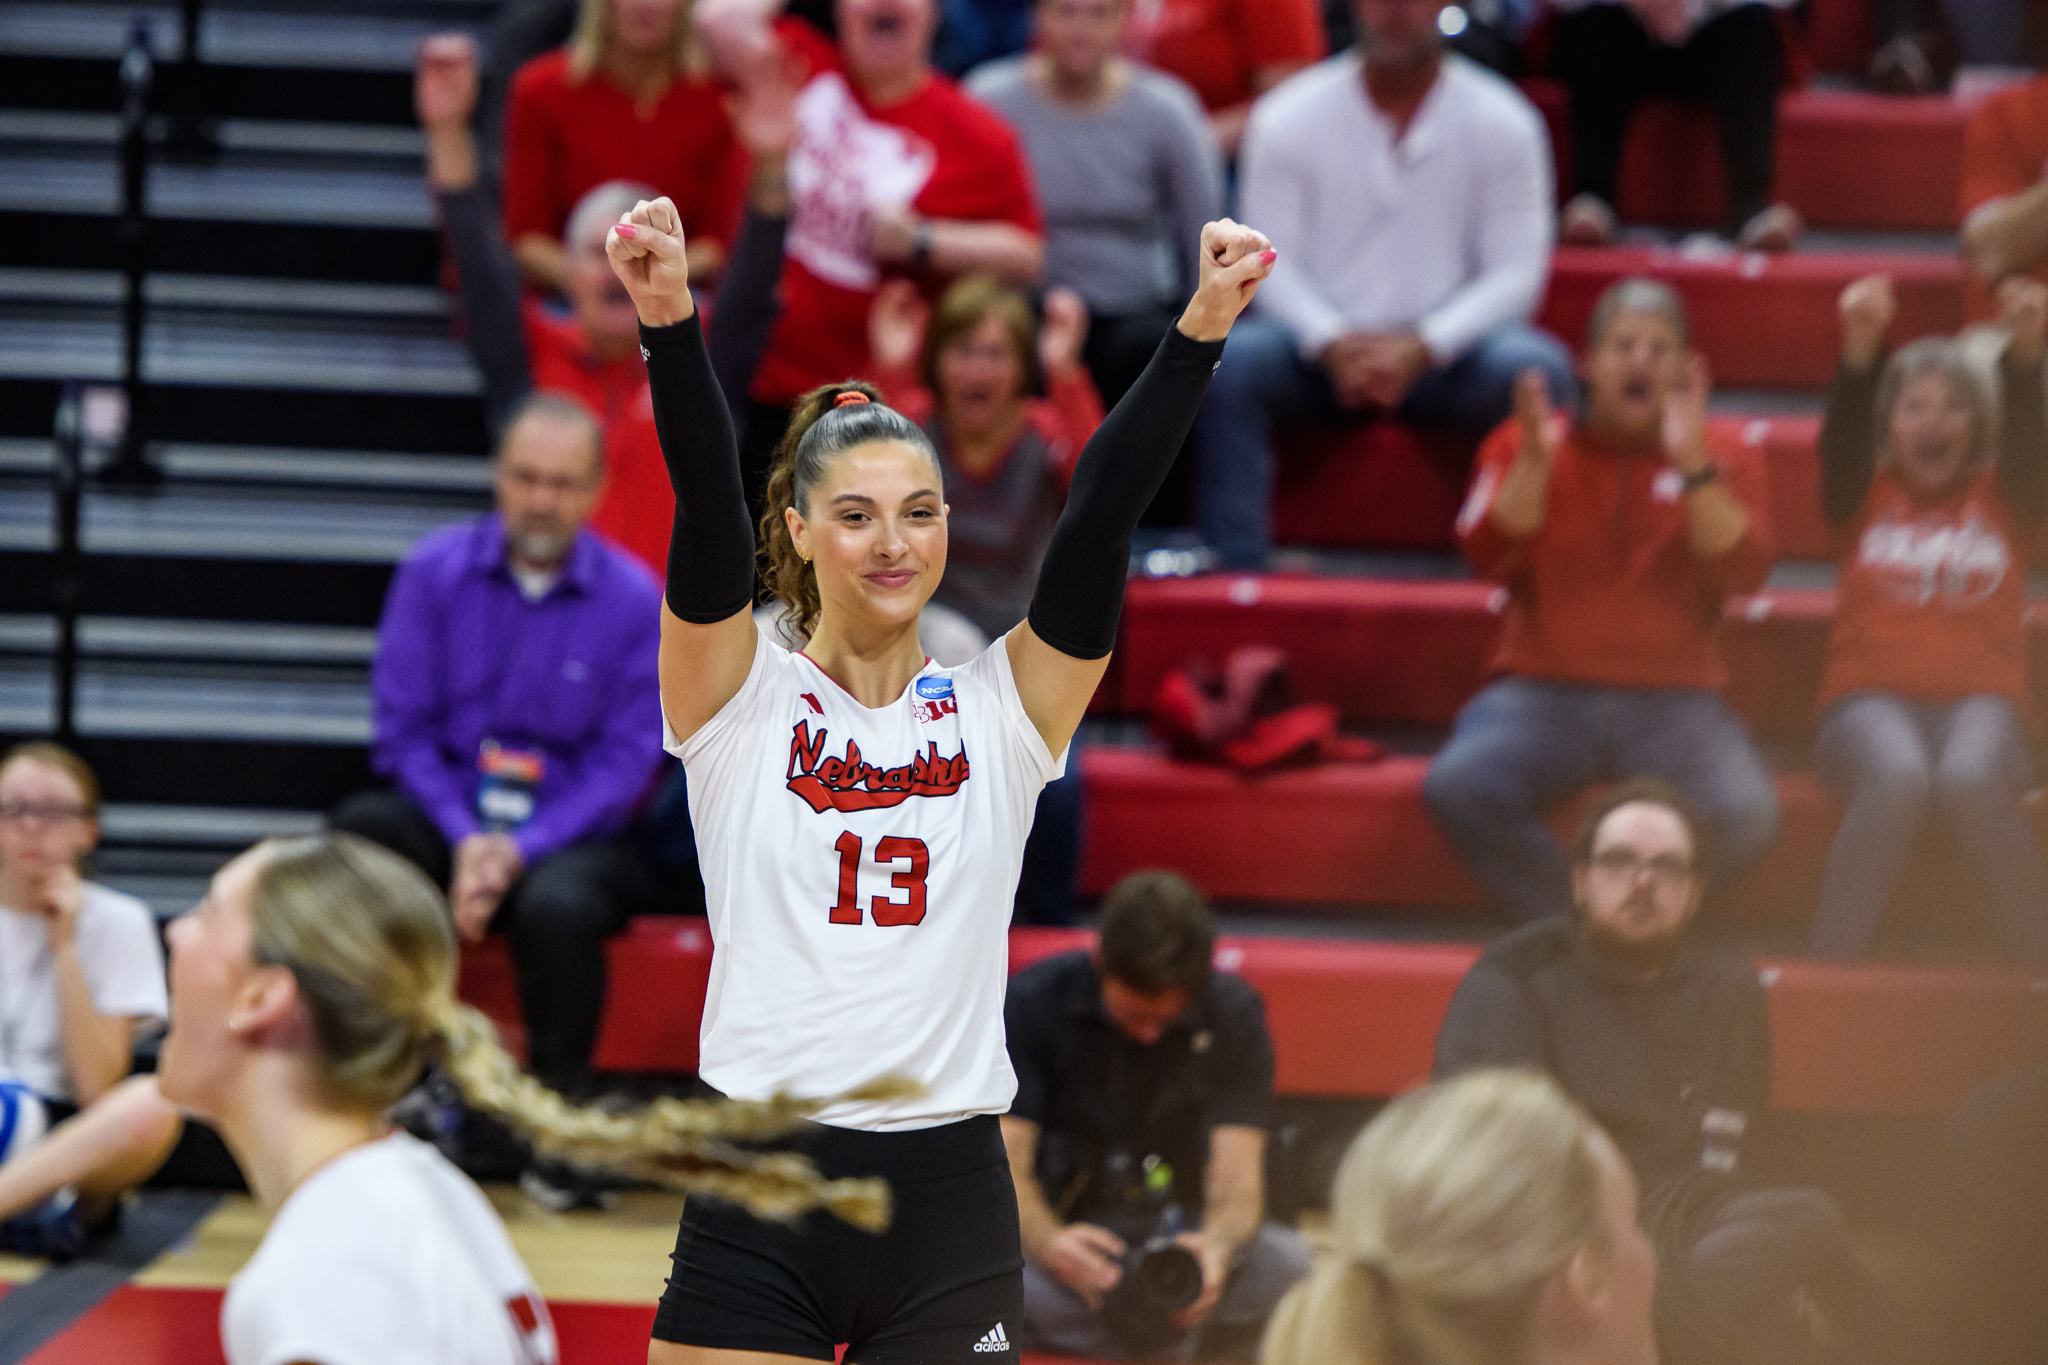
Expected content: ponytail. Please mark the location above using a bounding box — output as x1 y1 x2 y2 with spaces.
758 380 939 642
249 833 904 1232
1262 1261 1390 1365
427 1000 901 1230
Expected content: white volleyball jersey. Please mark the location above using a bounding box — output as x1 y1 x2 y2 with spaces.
667 628 1064 1130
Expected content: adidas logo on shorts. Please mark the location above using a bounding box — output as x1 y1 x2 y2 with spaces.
973 1323 1012 1353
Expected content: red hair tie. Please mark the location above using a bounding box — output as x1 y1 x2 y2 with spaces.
833 391 872 409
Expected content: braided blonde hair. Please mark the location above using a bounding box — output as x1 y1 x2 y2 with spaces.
1261 1070 1610 1365
249 833 899 1230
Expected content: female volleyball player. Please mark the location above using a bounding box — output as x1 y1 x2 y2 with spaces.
1261 1070 1658 1365
154 832 899 1365
607 195 1272 1364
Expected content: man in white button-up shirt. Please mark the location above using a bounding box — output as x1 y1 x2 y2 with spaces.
1189 0 1572 569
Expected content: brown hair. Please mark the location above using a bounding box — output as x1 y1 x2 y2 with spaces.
249 833 901 1230
0 741 102 819
759 382 941 642
1568 777 1709 875
1262 1070 1611 1365
921 274 1041 396
1097 869 1214 996
567 0 702 83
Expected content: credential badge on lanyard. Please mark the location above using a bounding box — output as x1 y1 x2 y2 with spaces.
476 740 545 832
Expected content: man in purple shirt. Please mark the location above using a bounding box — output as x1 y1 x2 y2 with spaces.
330 392 667 1114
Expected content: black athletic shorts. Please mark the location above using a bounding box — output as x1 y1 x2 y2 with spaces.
652 1114 1024 1364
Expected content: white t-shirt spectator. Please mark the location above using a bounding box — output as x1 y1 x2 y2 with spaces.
1239 51 1553 364
224 1131 557 1365
0 882 167 1101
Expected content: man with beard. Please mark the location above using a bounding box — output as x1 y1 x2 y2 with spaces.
331 393 665 1116
1433 781 1903 1365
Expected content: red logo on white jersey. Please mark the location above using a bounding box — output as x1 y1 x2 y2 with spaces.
801 692 824 715
505 1290 558 1365
913 696 958 724
785 720 969 813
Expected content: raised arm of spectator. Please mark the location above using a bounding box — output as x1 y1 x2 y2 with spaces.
417 33 534 441
1998 276 2048 524
1959 100 2048 286
694 0 791 77
706 48 802 414
1412 103 1554 367
611 198 760 742
1159 82 1227 298
1665 354 1768 577
1820 274 1890 528
1040 289 1106 480
371 557 481 846
1006 221 1273 758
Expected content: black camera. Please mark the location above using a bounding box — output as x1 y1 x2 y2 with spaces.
1101 1227 1204 1348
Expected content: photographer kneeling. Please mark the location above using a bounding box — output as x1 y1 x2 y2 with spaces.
1003 872 1308 1362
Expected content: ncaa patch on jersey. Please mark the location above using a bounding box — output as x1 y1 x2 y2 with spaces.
915 676 954 700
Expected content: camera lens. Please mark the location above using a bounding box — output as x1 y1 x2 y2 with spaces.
1133 1242 1204 1312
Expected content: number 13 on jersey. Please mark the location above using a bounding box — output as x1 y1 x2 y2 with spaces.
829 834 930 926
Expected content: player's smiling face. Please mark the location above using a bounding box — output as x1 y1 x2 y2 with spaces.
789 439 948 632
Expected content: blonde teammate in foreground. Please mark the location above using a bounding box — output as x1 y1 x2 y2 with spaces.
608 193 1273 1365
152 831 897 1365
1262 1069 1658 1365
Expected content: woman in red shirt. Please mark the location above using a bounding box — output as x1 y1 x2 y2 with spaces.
502 0 746 292
1809 274 2048 961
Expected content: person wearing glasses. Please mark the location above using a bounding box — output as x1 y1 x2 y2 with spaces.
1433 781 1901 1365
0 742 178 1257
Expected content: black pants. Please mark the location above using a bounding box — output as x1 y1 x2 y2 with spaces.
1553 2 1782 233
329 788 659 1094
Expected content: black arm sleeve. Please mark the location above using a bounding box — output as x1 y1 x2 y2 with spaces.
1819 358 1881 529
640 314 756 622
1026 326 1225 658
438 184 534 442
707 208 792 419
1998 354 2048 523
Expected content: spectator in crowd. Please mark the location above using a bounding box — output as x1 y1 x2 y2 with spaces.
418 34 676 574
329 393 667 1129
1003 872 1309 1361
0 744 180 1256
1262 1070 1657 1365
969 0 1223 409
694 0 1047 500
1120 0 1325 160
934 0 1033 73
1424 279 1778 926
1434 782 1902 1365
1193 0 1570 570
1960 66 2048 311
1806 274 2048 961
1550 0 1802 252
1871 0 2037 90
500 0 746 293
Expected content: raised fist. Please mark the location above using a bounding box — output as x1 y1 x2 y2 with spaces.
606 196 695 328
724 41 807 160
1038 288 1089 379
1837 274 1895 371
414 32 478 132
1512 369 1564 467
867 278 929 375
1179 218 1275 343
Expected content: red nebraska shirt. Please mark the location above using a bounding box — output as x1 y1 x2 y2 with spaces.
501 49 746 253
524 304 674 575
1958 74 2048 321
750 21 1043 407
1818 470 2032 713
1457 420 1774 691
1123 0 1326 112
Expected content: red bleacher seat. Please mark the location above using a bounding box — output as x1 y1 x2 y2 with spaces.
1078 748 2048 934
1543 247 1964 389
1271 423 1476 552
1525 84 1963 232
1806 0 1877 74
458 922 2048 1114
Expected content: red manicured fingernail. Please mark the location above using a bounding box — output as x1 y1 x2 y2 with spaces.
1259 249 1276 264
616 224 638 239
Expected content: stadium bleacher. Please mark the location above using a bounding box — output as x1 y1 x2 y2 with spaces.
5 0 2048 1357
